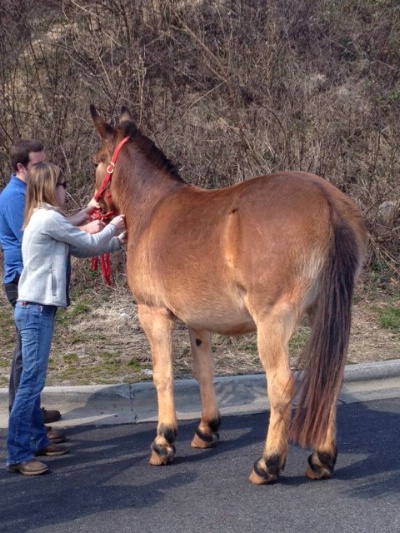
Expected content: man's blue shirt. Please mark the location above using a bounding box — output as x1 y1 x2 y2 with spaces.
0 175 26 283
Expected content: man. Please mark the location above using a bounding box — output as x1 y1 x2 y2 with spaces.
0 140 103 443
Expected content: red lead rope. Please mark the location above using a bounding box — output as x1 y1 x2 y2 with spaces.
90 136 130 284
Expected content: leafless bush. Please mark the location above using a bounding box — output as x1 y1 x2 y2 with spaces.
0 0 399 284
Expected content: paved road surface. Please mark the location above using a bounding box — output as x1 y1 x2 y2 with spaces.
1 397 400 533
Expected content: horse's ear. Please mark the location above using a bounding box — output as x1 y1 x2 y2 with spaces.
90 104 115 140
120 106 133 124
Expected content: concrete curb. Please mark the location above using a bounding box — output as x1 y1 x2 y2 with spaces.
343 359 400 382
1 359 400 428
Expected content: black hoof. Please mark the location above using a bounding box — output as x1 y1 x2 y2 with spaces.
248 455 283 485
149 424 177 465
191 415 221 449
149 441 176 465
306 449 337 480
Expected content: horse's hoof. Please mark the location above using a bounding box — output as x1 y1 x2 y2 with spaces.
149 451 173 465
248 456 281 485
149 443 175 466
248 467 278 485
191 428 219 449
305 465 333 480
305 451 336 480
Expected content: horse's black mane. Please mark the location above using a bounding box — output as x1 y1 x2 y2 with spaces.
120 121 185 184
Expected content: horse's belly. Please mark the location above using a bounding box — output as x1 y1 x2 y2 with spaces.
178 306 256 336
204 320 256 336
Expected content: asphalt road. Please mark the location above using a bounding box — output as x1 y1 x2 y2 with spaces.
1 398 400 533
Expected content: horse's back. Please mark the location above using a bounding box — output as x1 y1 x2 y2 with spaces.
150 171 365 275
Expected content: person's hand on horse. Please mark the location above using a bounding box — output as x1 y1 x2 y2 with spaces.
80 219 105 234
110 214 126 233
118 230 128 245
86 197 101 214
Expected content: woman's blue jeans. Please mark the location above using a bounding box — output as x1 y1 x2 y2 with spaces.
7 302 57 465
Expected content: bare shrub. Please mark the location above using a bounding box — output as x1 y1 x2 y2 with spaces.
0 0 399 284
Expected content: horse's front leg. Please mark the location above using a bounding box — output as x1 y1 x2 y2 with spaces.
188 328 221 449
137 304 177 465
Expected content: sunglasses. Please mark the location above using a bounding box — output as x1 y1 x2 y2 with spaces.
57 182 67 189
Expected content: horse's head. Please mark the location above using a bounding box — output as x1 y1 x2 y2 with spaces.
90 105 136 218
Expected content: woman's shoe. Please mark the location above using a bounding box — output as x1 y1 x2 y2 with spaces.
8 459 49 476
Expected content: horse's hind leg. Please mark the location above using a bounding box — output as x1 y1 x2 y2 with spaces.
306 402 338 480
137 304 177 466
188 328 221 449
302 305 338 480
249 310 296 485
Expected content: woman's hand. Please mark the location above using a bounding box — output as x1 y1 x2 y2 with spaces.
110 214 126 233
80 219 105 234
118 230 128 245
86 197 100 214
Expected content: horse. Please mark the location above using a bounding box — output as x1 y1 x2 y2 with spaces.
90 104 368 484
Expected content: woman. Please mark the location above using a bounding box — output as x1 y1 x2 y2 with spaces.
7 162 126 476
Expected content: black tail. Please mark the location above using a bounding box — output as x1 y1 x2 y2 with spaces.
290 215 362 448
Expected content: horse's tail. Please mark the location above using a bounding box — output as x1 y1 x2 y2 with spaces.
290 210 364 449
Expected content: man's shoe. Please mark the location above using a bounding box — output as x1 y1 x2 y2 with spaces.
41 407 61 424
35 444 69 457
46 427 67 444
8 459 49 476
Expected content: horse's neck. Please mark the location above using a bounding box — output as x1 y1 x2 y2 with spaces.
115 168 184 235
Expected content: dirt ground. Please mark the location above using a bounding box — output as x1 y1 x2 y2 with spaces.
0 273 398 387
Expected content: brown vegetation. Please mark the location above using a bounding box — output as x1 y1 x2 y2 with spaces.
0 0 399 274
0 1 398 385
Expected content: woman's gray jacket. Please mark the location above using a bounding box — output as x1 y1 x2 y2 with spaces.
18 205 121 307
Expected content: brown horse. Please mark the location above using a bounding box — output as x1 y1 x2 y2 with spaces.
90 105 368 484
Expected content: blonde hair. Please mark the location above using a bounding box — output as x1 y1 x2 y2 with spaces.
23 162 65 229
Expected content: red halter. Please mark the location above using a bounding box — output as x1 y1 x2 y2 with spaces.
93 136 131 218
90 136 130 284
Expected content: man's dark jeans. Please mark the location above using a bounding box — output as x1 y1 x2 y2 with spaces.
4 275 22 410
